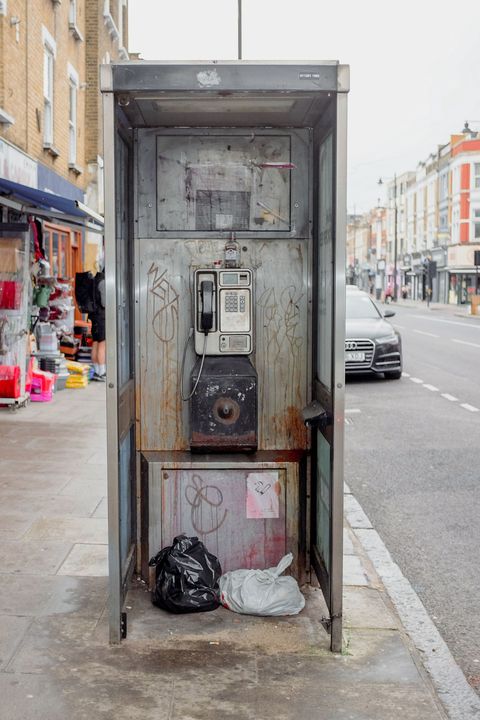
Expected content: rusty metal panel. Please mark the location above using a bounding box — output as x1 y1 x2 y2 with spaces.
137 238 309 451
190 356 257 452
136 128 310 240
137 240 190 451
156 468 287 573
142 452 304 581
135 126 311 452
251 239 309 450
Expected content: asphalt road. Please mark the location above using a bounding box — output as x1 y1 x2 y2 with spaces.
345 303 480 692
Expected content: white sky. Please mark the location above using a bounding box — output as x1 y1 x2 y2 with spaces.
128 0 480 213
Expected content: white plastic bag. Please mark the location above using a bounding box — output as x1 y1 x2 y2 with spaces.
219 553 305 616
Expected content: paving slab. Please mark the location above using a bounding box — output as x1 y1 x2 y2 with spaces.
0 489 100 517
343 524 356 555
0 573 107 617
0 614 32 670
343 553 370 586
5 615 101 674
23 516 108 544
0 511 36 539
57 543 109 576
343 585 398 630
0 539 73 575
91 496 108 518
0 471 70 494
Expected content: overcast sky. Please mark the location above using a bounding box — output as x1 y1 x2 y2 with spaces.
128 0 480 213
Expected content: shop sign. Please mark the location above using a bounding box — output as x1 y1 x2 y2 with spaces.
37 162 83 201
448 244 480 267
0 138 37 187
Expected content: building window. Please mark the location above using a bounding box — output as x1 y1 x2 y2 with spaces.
452 207 459 244
67 64 80 169
42 27 56 148
475 163 480 190
474 209 480 240
44 224 82 286
69 80 77 164
452 167 460 195
69 0 76 23
439 172 448 202
43 47 54 145
69 0 83 41
118 0 123 43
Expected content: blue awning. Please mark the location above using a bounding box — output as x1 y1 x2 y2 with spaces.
0 178 103 230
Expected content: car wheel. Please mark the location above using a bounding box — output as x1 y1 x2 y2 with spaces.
384 370 402 380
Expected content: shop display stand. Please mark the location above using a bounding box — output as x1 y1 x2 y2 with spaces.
0 228 31 411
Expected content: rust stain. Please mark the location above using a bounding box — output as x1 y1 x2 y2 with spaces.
272 406 308 450
190 431 257 452
273 449 306 463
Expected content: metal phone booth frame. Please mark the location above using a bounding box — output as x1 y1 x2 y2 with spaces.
101 61 348 651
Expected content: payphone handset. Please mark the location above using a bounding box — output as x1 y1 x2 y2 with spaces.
194 268 253 355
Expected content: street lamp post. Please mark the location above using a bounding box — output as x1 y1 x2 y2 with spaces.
238 0 242 60
378 175 398 301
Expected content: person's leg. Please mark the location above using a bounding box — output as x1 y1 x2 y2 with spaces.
97 340 106 376
91 341 98 366
90 314 105 380
95 312 106 377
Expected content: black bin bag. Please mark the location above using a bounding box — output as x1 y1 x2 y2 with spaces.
149 535 222 613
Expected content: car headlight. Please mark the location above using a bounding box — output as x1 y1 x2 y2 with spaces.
376 334 398 344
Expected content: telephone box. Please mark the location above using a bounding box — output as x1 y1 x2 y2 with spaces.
102 61 348 651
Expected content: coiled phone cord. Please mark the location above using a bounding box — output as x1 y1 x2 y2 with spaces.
180 328 208 401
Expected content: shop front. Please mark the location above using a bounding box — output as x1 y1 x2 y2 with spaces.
410 253 424 300
447 244 480 305
0 179 103 408
431 247 448 304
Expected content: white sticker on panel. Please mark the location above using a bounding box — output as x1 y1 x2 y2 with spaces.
246 472 280 519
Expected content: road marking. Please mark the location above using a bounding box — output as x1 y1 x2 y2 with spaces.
412 314 480 330
460 403 479 413
345 408 361 414
423 384 439 392
402 372 410 377
441 393 458 402
452 339 480 349
413 329 439 338
410 377 423 383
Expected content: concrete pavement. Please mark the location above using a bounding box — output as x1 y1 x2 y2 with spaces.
0 384 450 719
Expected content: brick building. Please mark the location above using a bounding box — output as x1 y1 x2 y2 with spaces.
0 0 129 275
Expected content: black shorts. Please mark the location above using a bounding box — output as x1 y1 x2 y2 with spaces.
89 312 105 342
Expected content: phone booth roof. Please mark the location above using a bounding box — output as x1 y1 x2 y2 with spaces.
101 61 349 129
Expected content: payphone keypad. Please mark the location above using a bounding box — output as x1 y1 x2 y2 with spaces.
225 293 240 312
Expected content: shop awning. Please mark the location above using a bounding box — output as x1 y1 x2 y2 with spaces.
0 178 104 232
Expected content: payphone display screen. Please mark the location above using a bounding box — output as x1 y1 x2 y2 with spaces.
156 135 292 232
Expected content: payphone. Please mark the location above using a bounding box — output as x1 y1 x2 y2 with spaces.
189 263 257 452
194 268 253 355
